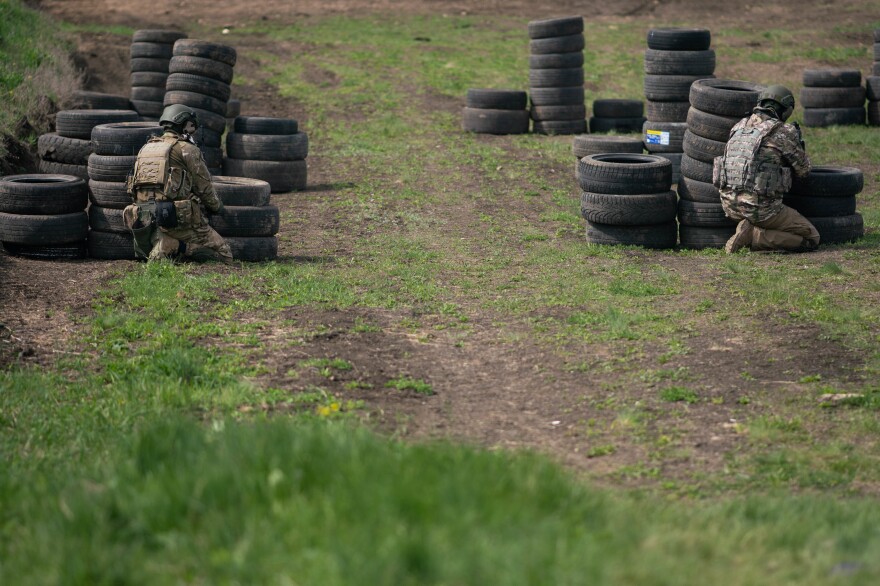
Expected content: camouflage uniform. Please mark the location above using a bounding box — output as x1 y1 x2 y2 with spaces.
126 130 232 263
716 112 818 252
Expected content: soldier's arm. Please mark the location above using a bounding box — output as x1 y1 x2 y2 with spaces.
778 123 811 178
180 142 224 213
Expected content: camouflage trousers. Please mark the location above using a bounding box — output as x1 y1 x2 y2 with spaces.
750 205 820 252
149 223 234 264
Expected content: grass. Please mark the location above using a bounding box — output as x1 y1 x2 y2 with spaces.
3 5 880 583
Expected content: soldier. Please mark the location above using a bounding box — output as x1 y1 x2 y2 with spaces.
713 85 818 253
124 104 233 263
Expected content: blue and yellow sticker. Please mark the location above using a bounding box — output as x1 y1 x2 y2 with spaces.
645 129 670 145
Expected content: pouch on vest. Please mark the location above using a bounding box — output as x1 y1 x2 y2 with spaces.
156 200 178 228
123 202 157 260
172 199 201 228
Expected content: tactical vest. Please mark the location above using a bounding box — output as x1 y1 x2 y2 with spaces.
128 136 191 202
714 118 791 195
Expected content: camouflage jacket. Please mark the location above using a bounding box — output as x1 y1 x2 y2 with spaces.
718 112 811 223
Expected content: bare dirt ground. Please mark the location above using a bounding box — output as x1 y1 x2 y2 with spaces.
4 0 877 487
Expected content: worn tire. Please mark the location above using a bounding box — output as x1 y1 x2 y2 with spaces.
168 55 233 84
2 241 87 260
869 101 880 126
130 86 166 102
212 176 272 206
37 160 89 181
462 108 529 134
689 79 764 117
527 16 584 39
802 107 866 127
866 76 880 101
130 57 170 73
799 86 866 108
808 214 864 244
802 69 861 88
529 34 585 55
68 91 131 110
529 86 584 106
529 52 584 69
130 100 164 118
87 154 137 182
530 104 585 121
572 135 643 158
686 107 739 142
88 230 137 260
677 200 735 227
528 67 584 88
130 71 168 87
91 121 162 156
233 116 299 135
653 152 682 184
585 220 677 249
226 132 309 161
680 153 713 183
644 74 714 102
532 119 587 135
164 73 232 102
89 180 132 209
580 190 677 225
790 166 863 197
225 236 278 261
589 116 646 133
163 89 228 116
592 98 643 118
37 133 92 165
208 205 279 237
682 130 726 163
646 28 711 51
0 174 88 214
88 206 127 233
645 100 690 122
226 98 241 119
130 42 173 59
644 49 716 75
223 158 307 193
642 121 686 152
577 153 671 194
55 109 140 140
783 195 856 217
678 225 735 249
173 39 237 67
0 211 89 245
677 176 720 203
132 29 186 44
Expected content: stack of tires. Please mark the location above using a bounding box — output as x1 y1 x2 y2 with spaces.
166 39 237 174
527 16 586 135
589 99 645 134
67 90 131 111
784 166 865 245
643 28 715 187
577 153 677 249
461 89 529 134
0 174 89 259
129 30 188 120
678 79 764 249
800 69 866 127
223 117 308 193
87 122 162 260
39 109 140 180
209 176 280 261
868 76 880 127
572 134 643 160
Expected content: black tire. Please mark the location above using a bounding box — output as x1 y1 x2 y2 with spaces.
130 86 166 102
646 28 711 51
789 166 864 197
88 154 137 183
173 39 237 67
577 153 671 194
532 119 587 135
208 205 279 237
223 158 307 193
130 71 168 87
589 116 646 133
677 176 720 203
528 67 584 88
465 89 527 110
645 100 690 122
130 100 164 118
88 230 137 260
89 180 132 209
37 133 92 165
233 116 299 135
689 79 765 117
808 214 864 244
585 220 677 249
196 128 223 148
875 30 880 43
91 122 162 156
166 73 232 101
37 160 89 181
3 241 87 260
55 109 140 140
680 153 714 183
130 42 173 59
68 91 131 110
0 174 88 214
132 29 187 44
642 121 686 152
682 130 726 164
530 104 585 121
130 58 170 73
802 107 866 127
168 55 234 84
202 147 224 170
592 98 643 118
572 134 643 158
874 63 880 77
802 69 861 88
529 34 585 55
678 225 735 249
527 16 584 40
783 195 857 217
212 176 272 206
225 236 278 261
580 190 677 225
529 52 584 69
866 76 880 101
653 152 682 184
799 86 866 108
226 99 241 119
461 108 529 134
868 101 880 126
88 206 127 233
0 211 89 245
686 107 740 142
677 200 735 227
529 86 584 106
874 41 880 59
186 106 227 133
644 74 714 102
163 90 227 116
644 49 716 75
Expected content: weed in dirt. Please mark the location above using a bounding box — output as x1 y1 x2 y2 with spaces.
385 376 434 396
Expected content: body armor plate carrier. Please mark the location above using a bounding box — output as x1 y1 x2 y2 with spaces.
714 118 791 195
128 137 189 202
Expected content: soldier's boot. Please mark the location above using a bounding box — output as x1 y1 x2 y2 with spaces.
725 219 754 253
148 234 186 262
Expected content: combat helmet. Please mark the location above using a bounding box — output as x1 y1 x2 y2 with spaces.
757 84 795 121
159 104 199 130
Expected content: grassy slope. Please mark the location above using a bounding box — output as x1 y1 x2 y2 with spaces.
2 7 880 584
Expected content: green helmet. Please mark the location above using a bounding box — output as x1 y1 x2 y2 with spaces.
159 104 199 130
757 84 795 121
